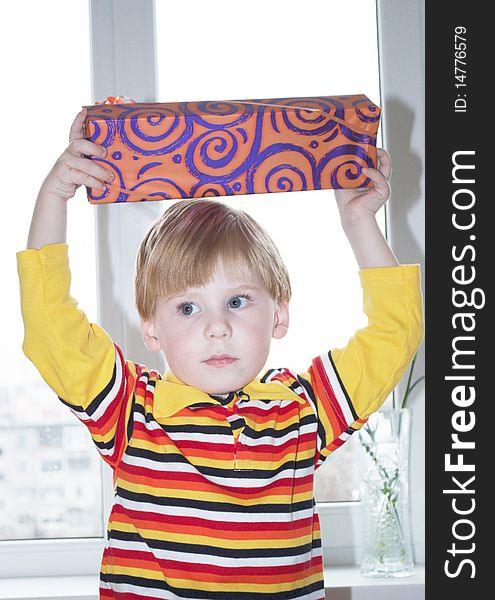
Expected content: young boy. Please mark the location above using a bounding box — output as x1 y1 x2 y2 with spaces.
18 108 423 599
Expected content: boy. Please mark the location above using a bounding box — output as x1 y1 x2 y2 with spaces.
18 108 423 599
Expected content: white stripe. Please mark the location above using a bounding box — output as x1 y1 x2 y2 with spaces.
303 588 326 600
241 422 317 447
69 406 92 422
100 577 324 600
262 368 311 406
164 431 234 444
319 352 355 426
291 383 308 400
241 399 281 410
121 453 314 486
230 398 302 410
97 446 114 458
262 369 284 381
133 405 317 444
83 346 124 422
100 580 184 600
336 430 352 444
134 412 165 431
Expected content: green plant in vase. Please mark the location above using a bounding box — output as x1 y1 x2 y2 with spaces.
397 353 425 409
359 353 424 577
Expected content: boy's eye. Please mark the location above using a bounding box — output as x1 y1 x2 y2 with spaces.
227 295 252 309
177 302 200 316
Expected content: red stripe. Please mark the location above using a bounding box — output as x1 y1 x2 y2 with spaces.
109 348 133 465
118 460 313 491
167 433 312 455
86 346 127 432
132 421 170 442
100 592 164 600
312 356 348 430
112 503 314 532
269 371 307 402
109 546 321 577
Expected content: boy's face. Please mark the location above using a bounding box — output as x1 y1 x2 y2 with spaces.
140 261 289 394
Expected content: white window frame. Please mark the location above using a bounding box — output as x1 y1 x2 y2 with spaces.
0 0 424 579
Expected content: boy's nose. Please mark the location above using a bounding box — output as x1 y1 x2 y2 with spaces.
204 317 232 339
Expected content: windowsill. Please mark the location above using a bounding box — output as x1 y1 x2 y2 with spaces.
0 576 97 600
0 565 425 599
324 564 425 588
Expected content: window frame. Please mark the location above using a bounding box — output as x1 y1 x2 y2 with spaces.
0 0 424 578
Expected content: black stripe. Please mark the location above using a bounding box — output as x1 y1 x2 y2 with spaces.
101 571 323 599
207 391 235 404
241 416 315 440
134 401 158 425
317 421 327 454
158 423 233 435
154 413 315 439
288 380 303 394
122 448 315 479
328 351 358 422
93 438 115 451
58 396 83 412
297 375 317 405
126 391 136 444
116 486 314 514
134 402 146 416
109 528 321 559
297 375 327 452
125 445 194 464
59 360 119 416
228 417 245 430
84 359 119 417
259 368 276 383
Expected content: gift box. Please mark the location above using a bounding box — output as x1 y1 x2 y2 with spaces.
83 94 380 204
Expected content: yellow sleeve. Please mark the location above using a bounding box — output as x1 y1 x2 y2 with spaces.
299 264 424 468
17 243 136 467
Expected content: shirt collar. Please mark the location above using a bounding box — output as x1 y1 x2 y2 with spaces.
153 369 305 419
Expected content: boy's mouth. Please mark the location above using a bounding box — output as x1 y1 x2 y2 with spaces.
203 355 238 368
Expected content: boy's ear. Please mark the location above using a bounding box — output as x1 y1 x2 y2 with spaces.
272 301 289 339
140 318 162 352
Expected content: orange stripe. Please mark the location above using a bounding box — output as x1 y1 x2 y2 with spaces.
117 470 313 499
105 554 322 585
111 515 313 541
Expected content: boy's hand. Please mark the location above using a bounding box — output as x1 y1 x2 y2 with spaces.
334 148 392 224
39 108 114 201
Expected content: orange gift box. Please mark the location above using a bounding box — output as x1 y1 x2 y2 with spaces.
83 95 380 204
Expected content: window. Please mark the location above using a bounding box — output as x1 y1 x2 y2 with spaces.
155 0 383 504
0 0 102 546
0 0 424 582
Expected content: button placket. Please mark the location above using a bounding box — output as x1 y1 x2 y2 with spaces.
230 391 251 471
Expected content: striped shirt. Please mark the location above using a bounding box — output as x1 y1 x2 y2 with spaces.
17 243 424 599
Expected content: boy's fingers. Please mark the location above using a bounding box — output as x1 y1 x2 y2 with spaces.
69 108 87 143
376 148 392 179
362 166 390 198
66 166 107 191
67 137 107 159
63 152 114 183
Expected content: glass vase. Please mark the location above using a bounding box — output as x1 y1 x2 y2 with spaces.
358 408 414 577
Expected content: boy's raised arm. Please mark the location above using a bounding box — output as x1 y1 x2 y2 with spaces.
336 149 399 269
27 108 112 249
299 150 424 467
18 110 135 468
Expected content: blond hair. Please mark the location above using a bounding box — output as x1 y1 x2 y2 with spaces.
135 199 291 320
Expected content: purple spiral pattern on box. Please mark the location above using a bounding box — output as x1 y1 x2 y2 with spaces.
85 95 380 202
